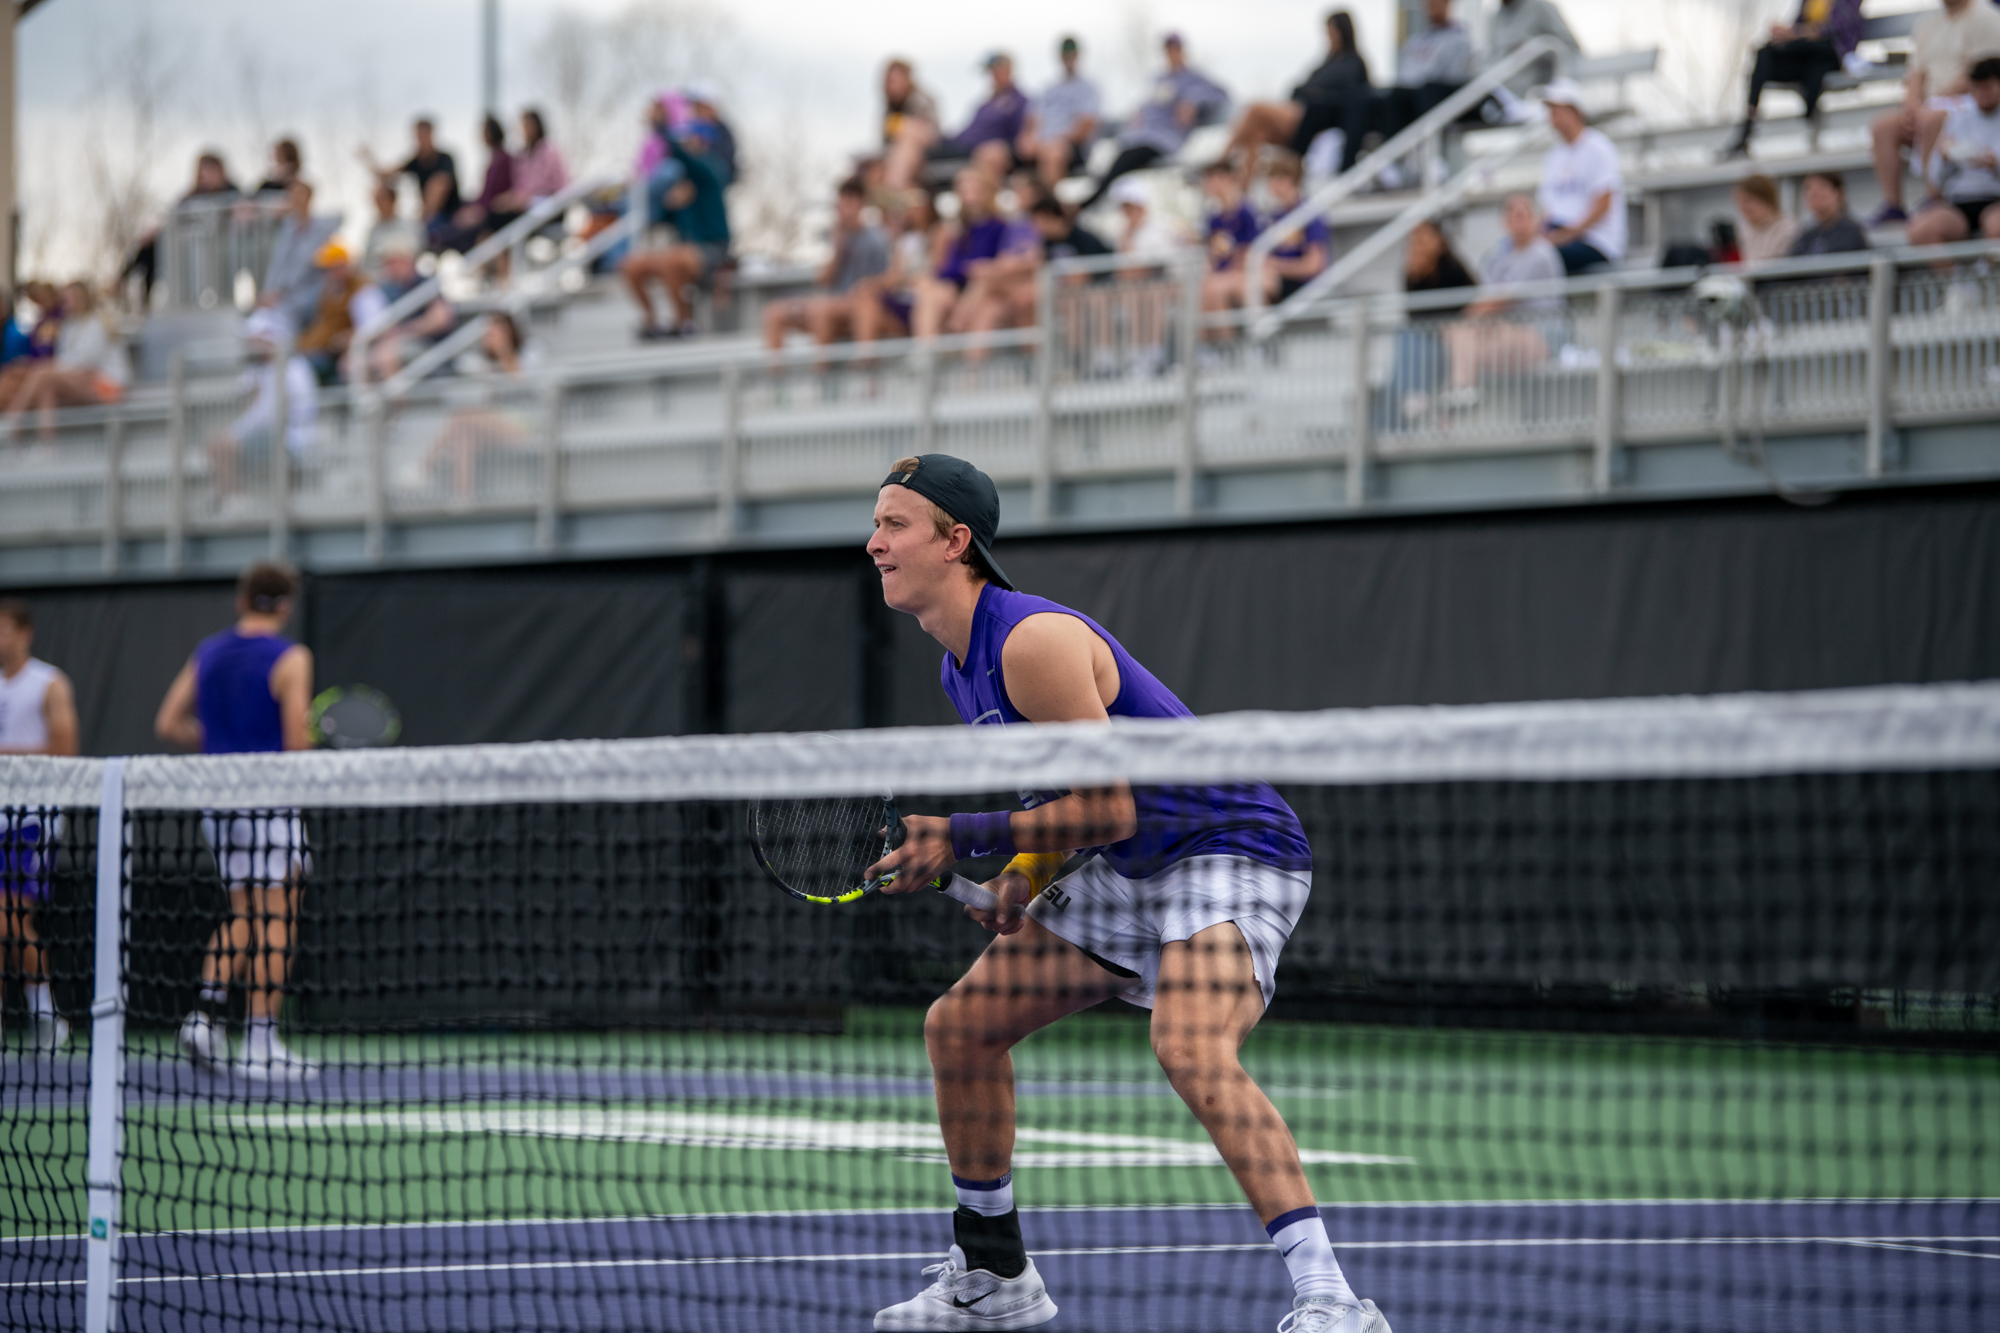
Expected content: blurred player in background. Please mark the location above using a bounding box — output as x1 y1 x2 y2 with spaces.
0 598 80 1052
154 562 318 1080
865 456 1389 1333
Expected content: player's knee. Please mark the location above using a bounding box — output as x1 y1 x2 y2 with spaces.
1150 1031 1229 1087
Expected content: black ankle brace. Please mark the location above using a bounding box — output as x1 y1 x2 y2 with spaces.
952 1205 1027 1279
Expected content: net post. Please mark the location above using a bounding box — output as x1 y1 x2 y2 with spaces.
1864 255 1895 477
84 756 128 1333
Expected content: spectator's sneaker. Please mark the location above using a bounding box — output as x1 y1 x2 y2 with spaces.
676 320 701 339
1277 1296 1393 1333
1866 204 1909 227
30 1013 70 1054
178 1011 227 1072
235 1034 319 1082
637 323 680 341
873 1245 1057 1331
1440 386 1482 412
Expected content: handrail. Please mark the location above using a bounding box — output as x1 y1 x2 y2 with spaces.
1243 35 1568 325
1251 125 1553 335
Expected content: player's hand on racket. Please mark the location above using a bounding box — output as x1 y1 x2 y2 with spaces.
964 869 1032 936
867 813 954 894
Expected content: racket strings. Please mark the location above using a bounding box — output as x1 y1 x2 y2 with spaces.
752 797 889 901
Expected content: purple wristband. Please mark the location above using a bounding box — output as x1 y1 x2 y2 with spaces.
949 810 1016 861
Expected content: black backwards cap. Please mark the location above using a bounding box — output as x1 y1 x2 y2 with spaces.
881 454 1015 591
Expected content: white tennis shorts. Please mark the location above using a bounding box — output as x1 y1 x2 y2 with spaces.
201 810 310 889
1024 854 1312 1010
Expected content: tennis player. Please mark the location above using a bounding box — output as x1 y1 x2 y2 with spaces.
865 456 1389 1333
154 561 317 1080
0 598 80 1053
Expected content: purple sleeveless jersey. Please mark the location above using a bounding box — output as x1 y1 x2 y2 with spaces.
939 584 1311 880
193 628 295 755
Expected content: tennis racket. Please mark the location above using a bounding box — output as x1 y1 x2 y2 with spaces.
747 795 1003 914
309 685 402 749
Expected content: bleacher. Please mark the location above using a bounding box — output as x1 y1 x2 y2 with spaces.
5 7 2000 580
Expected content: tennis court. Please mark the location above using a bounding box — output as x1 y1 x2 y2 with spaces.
6 1014 1998 1330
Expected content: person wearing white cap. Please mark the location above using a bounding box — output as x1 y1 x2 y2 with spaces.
205 309 318 506
1532 78 1625 273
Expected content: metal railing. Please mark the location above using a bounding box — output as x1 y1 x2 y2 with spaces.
9 239 2000 573
158 196 291 311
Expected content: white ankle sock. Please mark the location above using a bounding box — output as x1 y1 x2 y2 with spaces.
199 981 228 1008
952 1172 1015 1217
1266 1207 1356 1305
246 1017 276 1059
25 982 53 1017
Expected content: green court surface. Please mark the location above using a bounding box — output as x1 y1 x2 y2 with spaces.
5 1011 1995 1239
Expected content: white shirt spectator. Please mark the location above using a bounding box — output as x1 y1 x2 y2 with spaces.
1932 97 2000 201
230 355 319 455
53 315 131 391
1033 73 1103 142
1537 127 1626 262
1913 5 2000 100
1478 234 1566 311
1397 20 1474 87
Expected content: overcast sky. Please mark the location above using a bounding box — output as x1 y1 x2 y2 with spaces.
15 0 1843 274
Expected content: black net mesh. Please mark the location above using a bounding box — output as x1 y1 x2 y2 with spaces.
3 751 1998 1332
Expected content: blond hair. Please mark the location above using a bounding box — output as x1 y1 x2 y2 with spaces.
888 457 990 581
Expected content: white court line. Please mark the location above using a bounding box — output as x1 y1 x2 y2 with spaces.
7 1236 2000 1291
4 1198 1995 1246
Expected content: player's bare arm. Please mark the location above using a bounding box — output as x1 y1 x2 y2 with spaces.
271 645 316 752
155 661 204 750
40 672 79 756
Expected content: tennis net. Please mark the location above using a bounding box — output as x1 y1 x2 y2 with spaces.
3 683 1998 1332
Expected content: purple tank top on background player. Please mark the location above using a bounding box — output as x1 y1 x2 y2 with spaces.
940 583 1311 879
193 628 294 755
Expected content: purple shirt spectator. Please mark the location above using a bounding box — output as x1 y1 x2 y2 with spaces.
1208 203 1261 269
945 85 1030 155
1266 214 1330 263
937 217 1010 287
476 149 515 210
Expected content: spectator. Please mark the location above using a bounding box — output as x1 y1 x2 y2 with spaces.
1732 174 1801 263
422 313 539 501
1018 37 1102 189
0 290 30 370
1535 79 1625 273
1387 218 1476 423
618 112 733 340
1318 0 1473 176
852 194 941 342
763 177 891 349
1077 34 1230 211
205 309 317 504
1028 193 1112 262
1486 0 1579 101
1201 161 1262 275
363 182 424 274
635 93 686 226
879 59 940 180
684 83 741 186
888 53 1028 189
0 281 60 410
911 168 1015 337
352 241 456 381
494 108 569 216
1909 57 2000 246
363 117 463 250
1 282 129 435
1112 176 1183 258
259 180 339 334
1441 194 1566 404
1868 0 2000 225
1203 155 1328 313
1788 171 1870 255
294 243 372 384
440 115 516 251
1721 0 1865 160
1227 12 1371 174
122 151 240 305
253 138 304 196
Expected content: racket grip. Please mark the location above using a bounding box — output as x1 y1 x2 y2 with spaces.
939 874 1005 916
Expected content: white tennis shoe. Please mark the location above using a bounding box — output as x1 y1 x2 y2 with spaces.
29 1012 69 1054
1278 1295 1393 1333
873 1244 1058 1331
234 1033 319 1082
177 1011 227 1071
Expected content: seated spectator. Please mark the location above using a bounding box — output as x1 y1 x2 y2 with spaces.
1385 219 1476 423
1201 162 1262 275
1732 174 1801 263
878 59 940 188
259 180 340 334
439 116 515 251
1113 176 1184 258
1202 154 1329 314
1910 57 2000 247
423 313 539 502
912 168 1015 337
1486 0 1579 116
1226 11 1370 174
495 108 570 215
888 53 1028 189
1318 0 1473 177
206 309 317 504
1077 34 1229 212
852 194 940 342
1869 0 2000 225
763 177 891 350
1028 193 1112 263
294 243 372 384
1788 171 1870 254
1017 37 1102 189
618 114 733 340
1722 0 1863 159
122 152 240 305
1535 79 1625 273
0 289 30 371
1 282 129 436
684 83 740 185
363 117 463 250
253 138 304 196
353 241 456 381
1441 194 1566 403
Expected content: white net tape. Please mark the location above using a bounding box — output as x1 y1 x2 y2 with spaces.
3 681 1998 810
